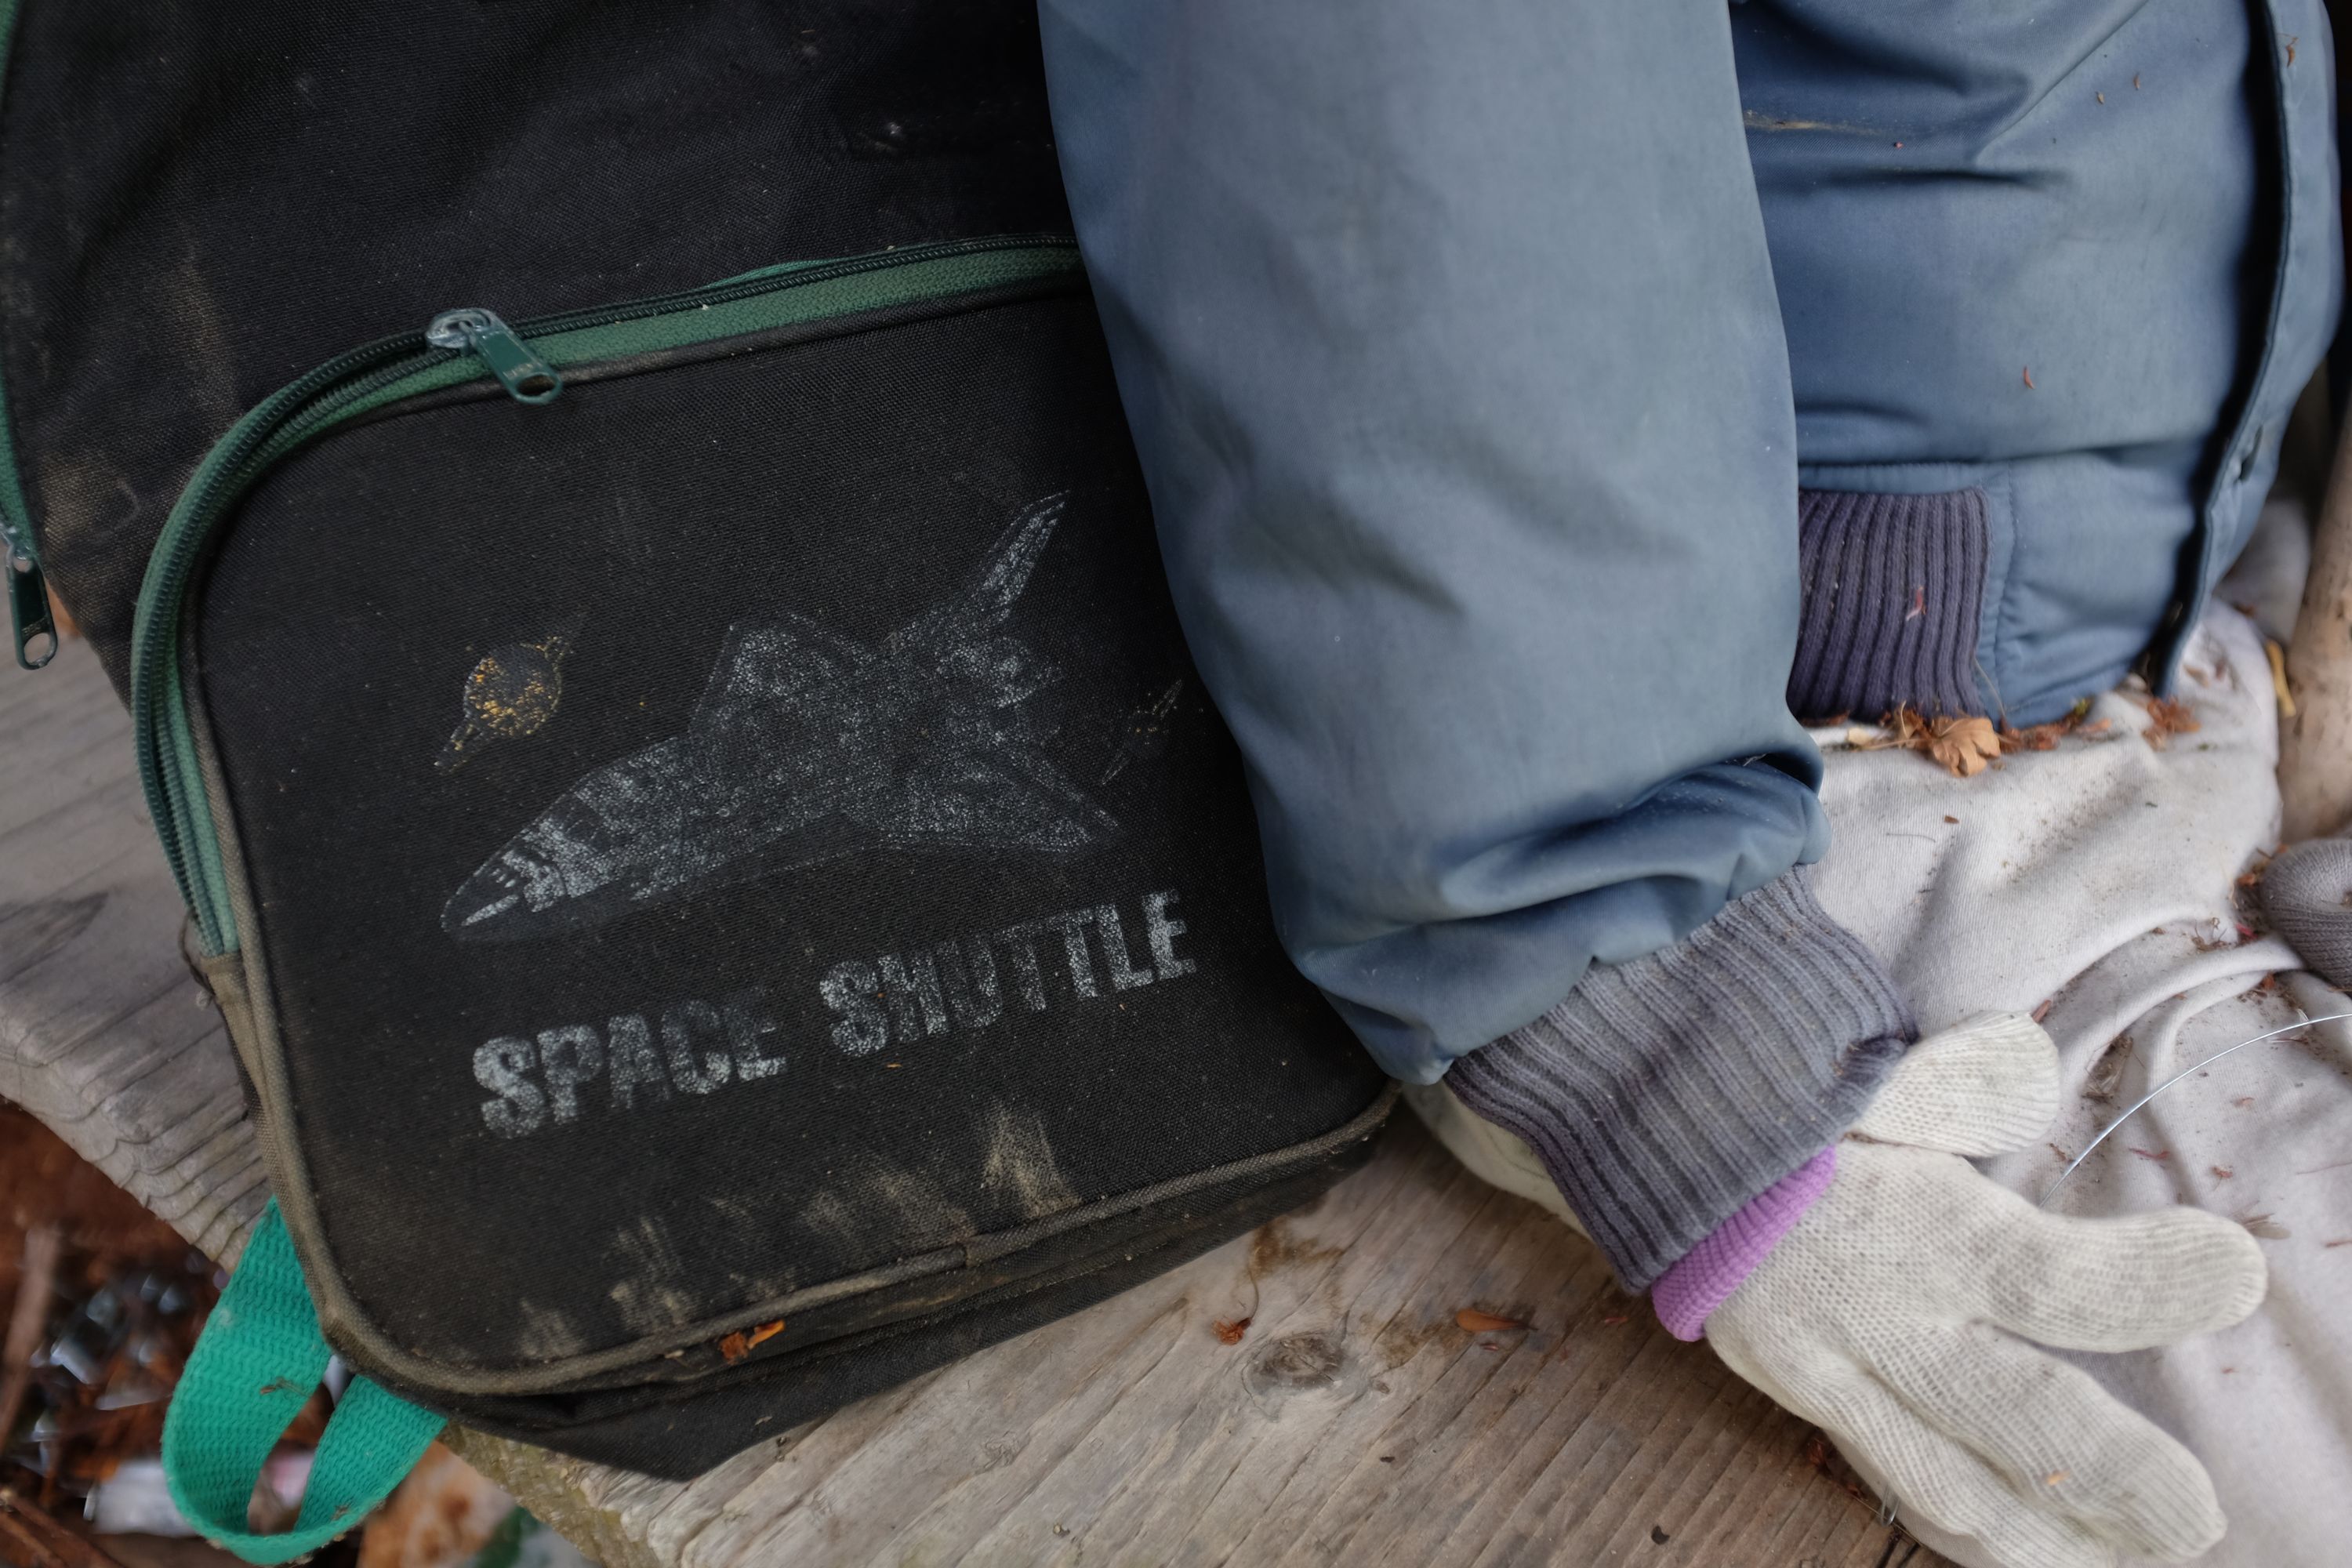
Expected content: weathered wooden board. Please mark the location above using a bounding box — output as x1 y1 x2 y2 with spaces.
3 637 1940 1568
0 639 263 1265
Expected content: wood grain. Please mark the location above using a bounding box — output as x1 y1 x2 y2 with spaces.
4 637 1939 1567
2279 407 2352 840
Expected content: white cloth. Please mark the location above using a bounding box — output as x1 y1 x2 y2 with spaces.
1808 605 2351 1568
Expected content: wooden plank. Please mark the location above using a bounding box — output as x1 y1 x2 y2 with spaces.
0 644 263 1267
4 637 1944 1567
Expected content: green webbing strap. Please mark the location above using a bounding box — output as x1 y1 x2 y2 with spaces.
164 1200 445 1563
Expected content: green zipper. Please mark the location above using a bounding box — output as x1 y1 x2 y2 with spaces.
0 0 56 670
130 235 1085 953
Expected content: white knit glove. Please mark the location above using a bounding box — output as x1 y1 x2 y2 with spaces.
1707 1014 2266 1568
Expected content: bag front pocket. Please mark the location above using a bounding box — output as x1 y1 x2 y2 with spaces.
136 236 1385 1401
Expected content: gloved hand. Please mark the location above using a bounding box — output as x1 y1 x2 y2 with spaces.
1407 1013 2267 1568
1704 1014 2265 1568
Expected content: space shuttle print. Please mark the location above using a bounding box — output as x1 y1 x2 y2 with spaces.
442 493 1116 942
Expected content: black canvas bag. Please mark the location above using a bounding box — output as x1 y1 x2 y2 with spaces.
0 0 1392 1505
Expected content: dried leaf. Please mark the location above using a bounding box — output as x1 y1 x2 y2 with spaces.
1999 695 2099 756
1455 1308 1528 1334
2212 1166 2234 1180
1600 1314 1629 1326
2143 696 2201 749
1212 1316 1252 1345
2189 923 2241 953
717 1321 786 1363
2032 997 2056 1023
1927 715 2001 777
2127 1146 2173 1163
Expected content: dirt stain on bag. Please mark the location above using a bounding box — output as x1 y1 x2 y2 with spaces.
605 1218 700 1338
978 1102 1078 1220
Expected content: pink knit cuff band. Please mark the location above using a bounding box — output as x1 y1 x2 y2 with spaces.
1650 1145 1837 1341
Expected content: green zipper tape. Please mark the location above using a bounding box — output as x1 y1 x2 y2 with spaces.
0 0 57 670
130 236 1084 953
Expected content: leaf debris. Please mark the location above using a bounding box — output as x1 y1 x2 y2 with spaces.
718 1319 786 1363
1213 1316 1252 1345
1851 709 2002 776
2000 696 2104 755
2143 696 2201 750
1455 1308 1528 1334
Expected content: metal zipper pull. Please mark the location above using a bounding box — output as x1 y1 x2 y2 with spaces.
4 520 55 670
424 308 563 404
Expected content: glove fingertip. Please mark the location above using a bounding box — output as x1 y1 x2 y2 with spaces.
2212 1221 2269 1328
2168 1203 2270 1324
2122 1449 2227 1562
2123 1206 2269 1334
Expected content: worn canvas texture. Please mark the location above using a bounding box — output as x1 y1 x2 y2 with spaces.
188 289 1385 1467
0 0 1073 698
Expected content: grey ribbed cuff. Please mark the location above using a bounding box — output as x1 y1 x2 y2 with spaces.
1446 869 1913 1291
1787 488 1989 723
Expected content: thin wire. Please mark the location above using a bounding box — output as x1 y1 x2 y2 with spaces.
2041 1010 2352 1205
